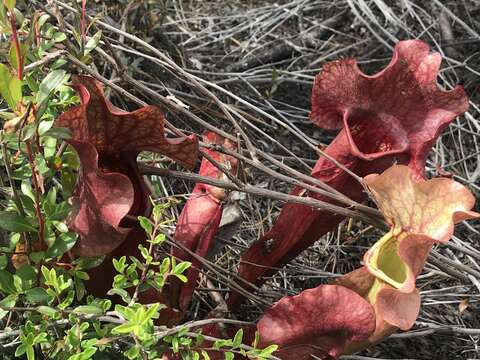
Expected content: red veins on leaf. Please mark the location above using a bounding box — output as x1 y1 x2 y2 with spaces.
364 165 479 243
228 40 469 308
257 285 376 359
167 132 238 313
332 267 394 354
55 75 198 257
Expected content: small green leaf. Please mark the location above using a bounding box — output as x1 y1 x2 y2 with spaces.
36 305 57 317
0 294 16 319
13 8 23 26
259 344 278 358
143 303 159 322
36 69 66 106
72 305 103 315
84 30 102 55
51 220 69 233
232 328 243 349
159 257 170 274
59 289 74 309
15 343 26 357
40 265 51 283
75 270 89 280
139 244 149 261
33 332 47 345
0 254 7 270
46 187 57 207
9 76 22 105
0 308 9 321
25 74 39 92
81 348 97 360
124 345 140 359
25 287 49 304
45 232 77 258
0 211 36 232
37 14 50 29
172 336 179 353
43 127 72 140
173 261 191 275
138 216 153 234
175 274 188 283
0 63 20 110
111 323 136 335
153 276 165 289
21 182 35 202
0 269 17 294
16 264 37 281
106 288 130 303
51 58 67 70
38 119 55 136
52 32 67 43
29 251 45 264
21 124 36 141
152 233 166 245
75 256 105 270
112 256 126 273
152 204 164 222
225 352 234 360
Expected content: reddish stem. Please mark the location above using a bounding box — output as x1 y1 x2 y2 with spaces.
8 10 23 80
25 141 45 245
81 0 87 49
54 262 74 270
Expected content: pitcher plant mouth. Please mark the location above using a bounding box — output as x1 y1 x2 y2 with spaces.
55 75 198 257
342 109 408 161
364 231 408 290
